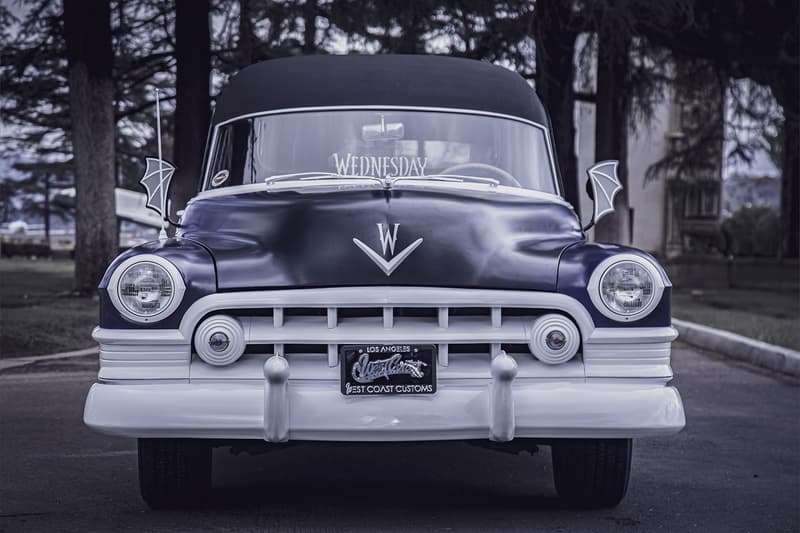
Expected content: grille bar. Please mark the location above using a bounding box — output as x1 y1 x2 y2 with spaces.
491 307 502 328
243 315 533 345
438 343 449 366
438 307 449 328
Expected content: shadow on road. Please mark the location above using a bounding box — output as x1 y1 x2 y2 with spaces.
202 441 564 513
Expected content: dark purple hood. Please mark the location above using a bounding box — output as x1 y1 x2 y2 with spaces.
178 187 583 291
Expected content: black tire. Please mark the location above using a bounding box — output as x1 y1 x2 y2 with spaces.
551 438 632 508
138 438 212 509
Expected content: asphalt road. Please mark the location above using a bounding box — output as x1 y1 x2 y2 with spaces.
1 343 798 533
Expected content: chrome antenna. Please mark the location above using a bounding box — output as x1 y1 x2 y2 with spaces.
155 88 167 239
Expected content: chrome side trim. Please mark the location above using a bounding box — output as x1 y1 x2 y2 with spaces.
201 105 562 196
92 326 190 381
93 327 187 345
588 326 678 344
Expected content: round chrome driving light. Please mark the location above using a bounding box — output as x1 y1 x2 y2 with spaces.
107 255 186 323
194 315 245 366
545 330 567 351
588 254 666 322
209 332 231 352
528 314 580 365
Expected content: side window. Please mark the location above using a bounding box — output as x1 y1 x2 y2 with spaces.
207 120 252 189
207 127 232 189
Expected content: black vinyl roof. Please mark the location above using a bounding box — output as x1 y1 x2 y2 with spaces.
212 54 548 127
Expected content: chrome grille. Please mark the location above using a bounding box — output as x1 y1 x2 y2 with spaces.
229 305 553 367
98 287 676 381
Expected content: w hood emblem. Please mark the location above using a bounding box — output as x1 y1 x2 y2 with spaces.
353 223 423 276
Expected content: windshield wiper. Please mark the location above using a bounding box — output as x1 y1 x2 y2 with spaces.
265 172 385 187
265 171 378 184
393 174 500 187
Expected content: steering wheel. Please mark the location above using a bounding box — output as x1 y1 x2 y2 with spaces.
440 162 521 187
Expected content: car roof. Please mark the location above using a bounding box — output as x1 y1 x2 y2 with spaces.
211 54 549 127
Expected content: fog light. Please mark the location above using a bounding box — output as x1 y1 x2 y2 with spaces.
194 315 245 366
528 314 580 365
209 332 230 352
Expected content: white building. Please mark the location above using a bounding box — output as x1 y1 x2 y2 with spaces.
574 83 724 257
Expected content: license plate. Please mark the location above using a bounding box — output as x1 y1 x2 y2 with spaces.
340 344 437 396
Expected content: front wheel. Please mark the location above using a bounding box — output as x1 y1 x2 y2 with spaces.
138 438 212 509
551 438 632 508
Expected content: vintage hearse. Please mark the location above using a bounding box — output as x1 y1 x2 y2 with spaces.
84 54 685 509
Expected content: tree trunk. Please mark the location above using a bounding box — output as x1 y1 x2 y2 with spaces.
592 26 631 244
780 105 799 258
237 0 254 66
63 0 118 294
395 4 424 54
534 0 580 216
172 0 211 217
303 0 317 53
773 68 799 259
43 173 51 245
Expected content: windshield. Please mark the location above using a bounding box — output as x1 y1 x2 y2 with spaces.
204 109 558 194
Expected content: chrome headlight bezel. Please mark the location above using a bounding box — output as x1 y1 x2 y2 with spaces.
107 254 186 323
587 254 666 322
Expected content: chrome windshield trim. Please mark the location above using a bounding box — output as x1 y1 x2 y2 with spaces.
265 172 501 189
201 105 561 196
189 179 574 208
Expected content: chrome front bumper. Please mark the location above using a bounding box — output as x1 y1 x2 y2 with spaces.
84 354 686 442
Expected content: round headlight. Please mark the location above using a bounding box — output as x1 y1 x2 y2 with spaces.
118 262 174 317
600 261 654 315
107 255 186 323
588 255 666 322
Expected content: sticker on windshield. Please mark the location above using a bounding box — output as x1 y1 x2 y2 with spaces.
332 153 428 178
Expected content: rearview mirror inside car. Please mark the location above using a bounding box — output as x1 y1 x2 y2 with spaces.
362 114 404 142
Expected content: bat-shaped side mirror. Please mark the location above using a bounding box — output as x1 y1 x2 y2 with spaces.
140 157 180 238
583 160 623 231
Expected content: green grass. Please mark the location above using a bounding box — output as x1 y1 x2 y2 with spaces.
672 287 800 351
0 258 98 358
